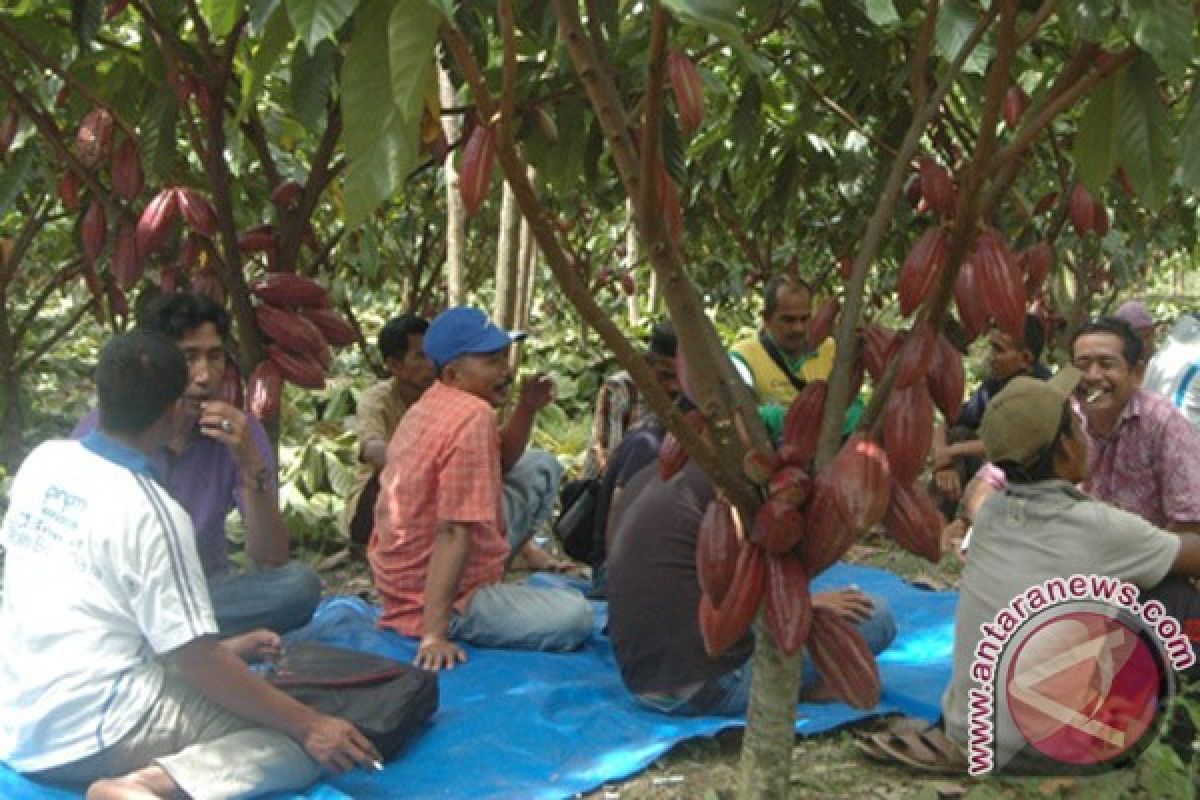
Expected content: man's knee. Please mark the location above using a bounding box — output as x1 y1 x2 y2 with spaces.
550 591 594 650
268 562 322 631
861 595 898 655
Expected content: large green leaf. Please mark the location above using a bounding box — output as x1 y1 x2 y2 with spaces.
731 78 761 158
0 144 35 217
1125 0 1193 82
387 0 441 126
1073 73 1121 193
249 0 282 33
289 39 335 130
934 0 989 74
201 0 241 38
660 0 766 72
139 86 178 183
238 5 293 121
1178 81 1200 192
1115 55 1172 211
287 0 360 54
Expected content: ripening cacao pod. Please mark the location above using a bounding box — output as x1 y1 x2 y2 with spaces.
249 272 330 308
917 157 957 218
270 180 304 208
667 51 705 137
972 228 1025 343
768 465 812 508
657 160 683 250
300 307 356 347
247 360 284 419
882 480 943 563
111 137 144 201
808 606 882 709
808 297 839 347
81 199 107 264
112 222 140 290
897 226 948 316
267 344 326 389
698 543 766 657
882 382 934 486
742 447 780 485
954 254 989 342
136 189 181 261
1019 242 1054 296
797 474 856 577
697 498 741 607
459 124 496 217
239 224 278 255
862 323 899 382
658 432 688 480
1069 184 1099 237
892 320 935 389
782 380 827 467
81 260 108 326
827 433 891 534
58 171 81 211
764 553 812 656
76 107 114 168
926 333 965 424
176 188 218 238
1002 86 1028 129
750 497 806 554
255 304 331 365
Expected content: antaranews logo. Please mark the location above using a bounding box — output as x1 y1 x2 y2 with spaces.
966 574 1195 776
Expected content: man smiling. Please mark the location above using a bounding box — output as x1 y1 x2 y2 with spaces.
369 307 592 671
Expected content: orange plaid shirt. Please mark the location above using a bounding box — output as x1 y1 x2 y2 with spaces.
369 380 509 636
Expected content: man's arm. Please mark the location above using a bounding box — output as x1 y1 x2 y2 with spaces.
500 374 555 473
356 384 393 470
174 636 379 772
1169 532 1200 576
415 521 473 671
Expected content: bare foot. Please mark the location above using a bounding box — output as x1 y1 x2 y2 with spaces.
222 628 282 664
87 766 181 799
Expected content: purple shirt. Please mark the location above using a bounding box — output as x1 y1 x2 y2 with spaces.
73 410 278 576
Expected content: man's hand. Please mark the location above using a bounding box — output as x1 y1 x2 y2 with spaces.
516 373 556 412
199 400 262 470
813 588 874 623
302 715 381 774
415 633 467 672
941 518 969 563
222 629 282 664
520 542 582 574
933 466 962 502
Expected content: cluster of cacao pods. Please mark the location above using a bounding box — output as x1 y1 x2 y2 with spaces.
246 273 356 418
676 381 943 710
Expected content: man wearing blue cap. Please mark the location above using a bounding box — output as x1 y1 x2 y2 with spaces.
369 307 593 671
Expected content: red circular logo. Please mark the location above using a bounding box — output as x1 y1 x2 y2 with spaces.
1005 611 1162 766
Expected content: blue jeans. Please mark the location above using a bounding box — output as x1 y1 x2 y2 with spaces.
208 561 323 636
448 583 593 652
502 449 564 553
636 593 898 716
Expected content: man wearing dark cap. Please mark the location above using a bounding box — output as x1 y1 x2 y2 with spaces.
369 307 592 671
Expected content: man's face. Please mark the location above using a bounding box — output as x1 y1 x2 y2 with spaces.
388 333 435 394
765 285 812 358
649 354 681 400
176 322 225 418
986 329 1031 381
442 349 513 407
1072 332 1138 421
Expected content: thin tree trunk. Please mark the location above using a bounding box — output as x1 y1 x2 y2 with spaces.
514 216 534 331
494 181 521 328
439 60 467 305
624 198 641 325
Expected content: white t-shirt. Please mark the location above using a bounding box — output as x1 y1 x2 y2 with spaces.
0 439 218 772
1144 314 1200 429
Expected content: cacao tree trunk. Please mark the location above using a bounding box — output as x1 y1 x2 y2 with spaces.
494 181 521 329
624 198 641 325
514 214 535 331
439 61 467 306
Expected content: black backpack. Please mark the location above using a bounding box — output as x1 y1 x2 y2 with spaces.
268 642 438 760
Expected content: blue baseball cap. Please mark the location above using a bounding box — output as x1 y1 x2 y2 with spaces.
423 306 526 368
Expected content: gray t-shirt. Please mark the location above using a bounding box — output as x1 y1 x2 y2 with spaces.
942 480 1179 762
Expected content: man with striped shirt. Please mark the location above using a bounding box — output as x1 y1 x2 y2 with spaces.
0 332 376 798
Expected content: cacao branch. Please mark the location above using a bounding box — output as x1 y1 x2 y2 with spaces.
16 298 96 375
910 0 939 112
498 0 518 150
637 5 669 242
14 259 84 344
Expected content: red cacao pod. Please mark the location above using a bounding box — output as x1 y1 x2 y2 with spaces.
781 380 827 468
1002 86 1028 129
111 137 144 201
249 272 329 308
897 226 948 317
136 188 181 261
255 304 331 365
112 222 141 290
58 171 81 211
882 480 943 563
893 320 936 389
698 543 766 657
862 323 899 382
176 188 218 238
926 333 965 425
239 224 278 255
270 180 304 208
808 297 839 347
247 360 284 419
459 124 496 217
667 51 705 137
658 432 688 480
1019 242 1054 296
267 344 326 390
768 465 812 508
954 254 989 342
76 107 114 168
882 382 934 487
1069 184 1096 237
300 307 356 347
696 498 741 607
750 496 807 554
106 284 128 319
917 157 957 218
827 433 891 534
797 474 856 577
81 199 107 264
1032 191 1059 216
81 260 108 326
973 228 1025 343
808 606 881 709
764 553 812 656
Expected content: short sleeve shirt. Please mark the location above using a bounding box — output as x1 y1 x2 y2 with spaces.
341 379 412 534
369 381 509 636
0 437 217 771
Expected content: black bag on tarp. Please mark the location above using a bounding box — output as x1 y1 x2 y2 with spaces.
267 642 438 760
553 477 599 563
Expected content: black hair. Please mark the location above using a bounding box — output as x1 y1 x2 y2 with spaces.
648 319 677 359
1069 316 1143 368
97 331 188 435
996 401 1074 484
1021 314 1045 362
378 314 429 361
763 274 813 318
140 292 231 342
